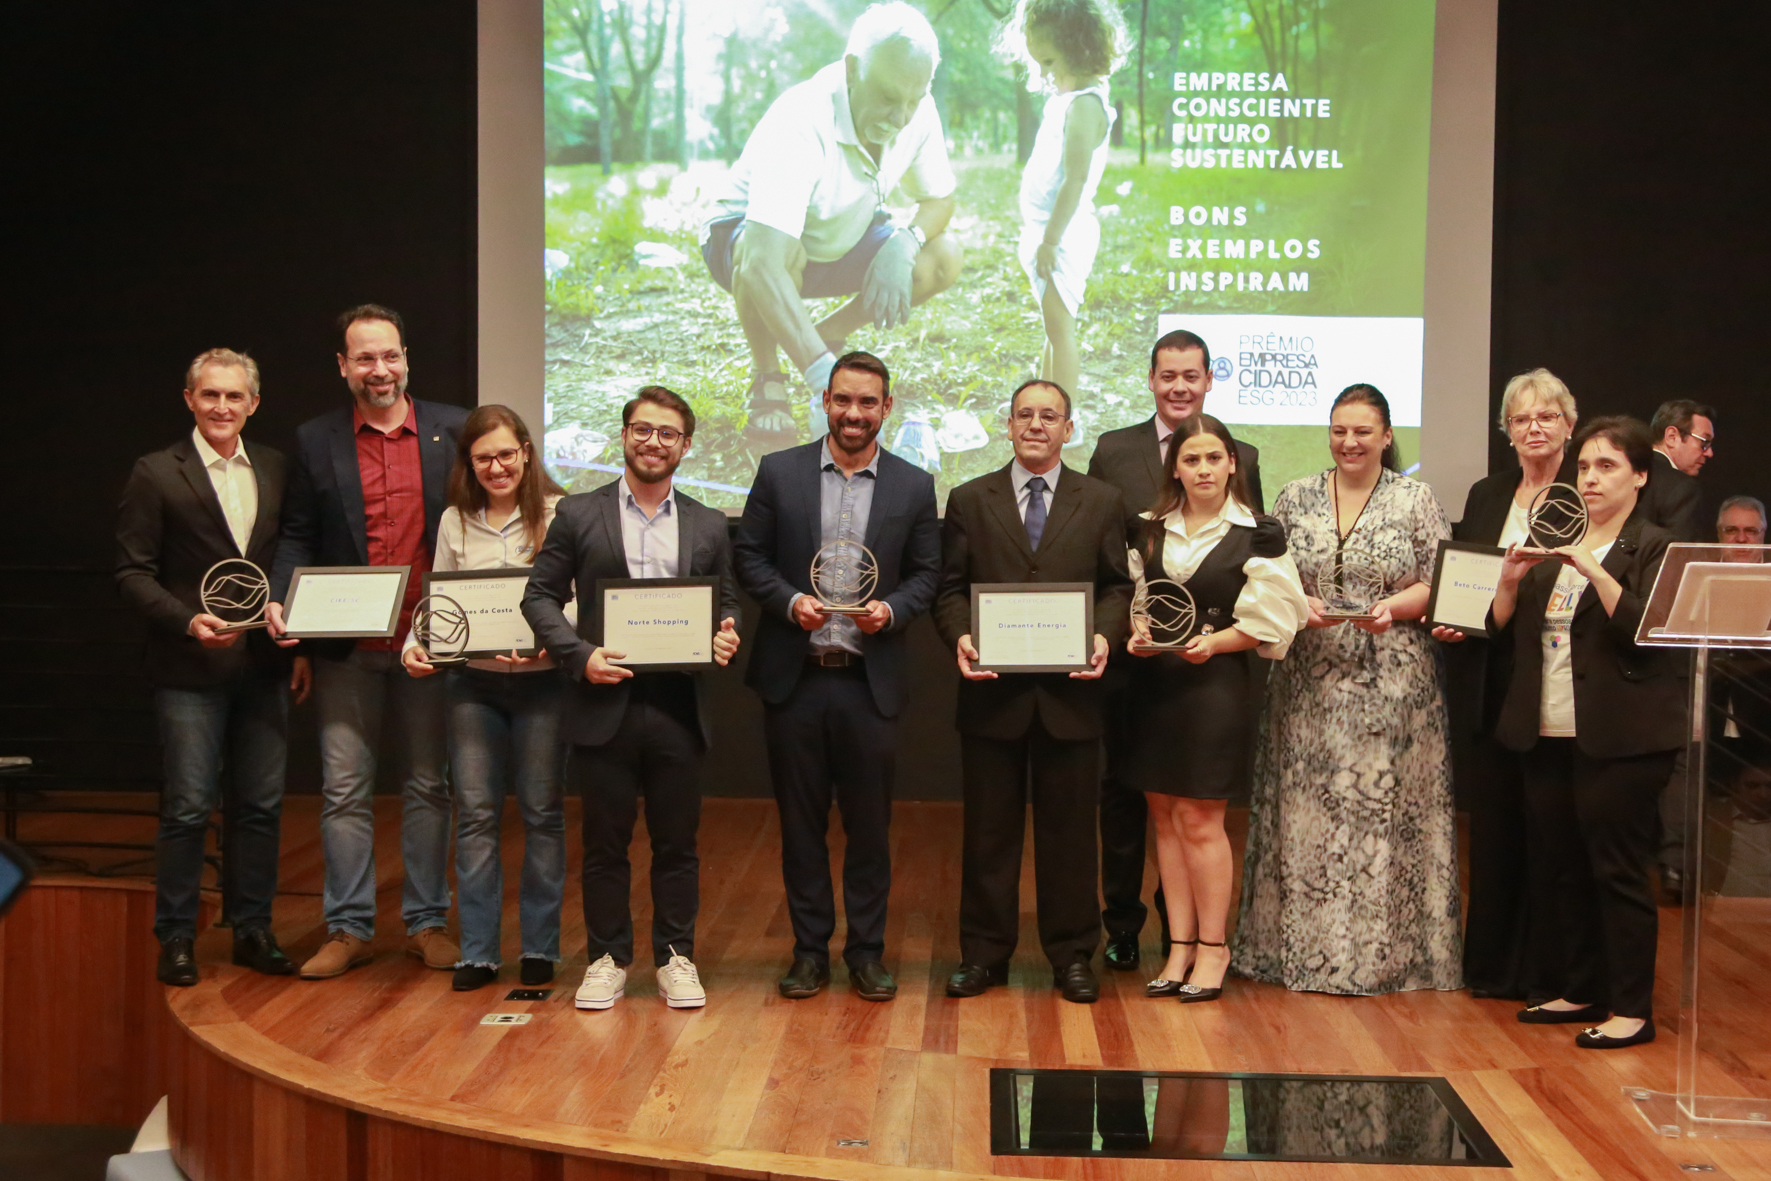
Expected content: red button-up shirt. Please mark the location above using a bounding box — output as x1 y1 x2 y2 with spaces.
354 398 430 651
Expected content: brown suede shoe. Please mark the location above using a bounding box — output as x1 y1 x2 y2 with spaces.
406 927 460 970
299 931 373 980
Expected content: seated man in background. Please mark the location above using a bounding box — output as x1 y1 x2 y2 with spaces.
115 348 309 985
702 0 963 445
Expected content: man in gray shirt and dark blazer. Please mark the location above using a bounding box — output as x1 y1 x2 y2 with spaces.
1085 328 1263 971
523 386 742 1012
734 351 941 1002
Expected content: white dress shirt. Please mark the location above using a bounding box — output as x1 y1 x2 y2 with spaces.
404 494 563 672
1127 498 1310 658
191 428 257 556
1010 458 1060 522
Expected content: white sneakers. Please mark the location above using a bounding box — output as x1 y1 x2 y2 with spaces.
573 950 706 1009
574 954 626 1010
656 949 706 1009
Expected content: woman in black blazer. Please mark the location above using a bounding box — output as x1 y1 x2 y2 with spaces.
1487 416 1684 1049
1440 369 1577 998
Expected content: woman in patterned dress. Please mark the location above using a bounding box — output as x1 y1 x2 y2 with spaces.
1232 384 1463 995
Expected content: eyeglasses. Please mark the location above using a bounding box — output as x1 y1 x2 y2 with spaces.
1011 409 1068 427
1720 526 1764 540
1507 410 1563 431
348 350 405 369
470 445 526 470
625 423 684 445
1685 430 1715 454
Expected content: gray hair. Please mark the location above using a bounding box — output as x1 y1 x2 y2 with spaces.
846 2 941 71
1718 495 1767 529
184 347 261 397
1498 367 1576 434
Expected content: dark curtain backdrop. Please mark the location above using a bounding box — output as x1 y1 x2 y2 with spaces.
3 2 1768 801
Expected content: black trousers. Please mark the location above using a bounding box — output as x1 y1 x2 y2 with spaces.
1461 732 1535 998
1519 738 1673 1020
763 664 896 969
960 719 1102 970
1098 681 1158 942
574 676 703 968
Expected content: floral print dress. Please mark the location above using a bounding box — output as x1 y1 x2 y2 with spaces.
1231 469 1464 994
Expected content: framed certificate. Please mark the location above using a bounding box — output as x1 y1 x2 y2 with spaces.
283 566 410 638
593 577 718 671
970 582 1094 673
423 568 540 657
1425 541 1506 638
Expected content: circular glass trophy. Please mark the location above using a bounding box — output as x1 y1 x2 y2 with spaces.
809 541 880 616
1315 547 1386 621
1130 578 1198 649
412 594 471 665
1524 482 1589 551
199 558 271 634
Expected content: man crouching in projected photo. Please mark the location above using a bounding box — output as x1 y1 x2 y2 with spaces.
700 1 964 447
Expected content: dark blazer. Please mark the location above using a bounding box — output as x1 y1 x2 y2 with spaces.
1633 452 1704 543
521 479 742 749
115 435 291 689
1087 415 1264 522
1452 457 1579 546
933 463 1133 741
732 440 941 717
1490 516 1686 758
268 397 467 658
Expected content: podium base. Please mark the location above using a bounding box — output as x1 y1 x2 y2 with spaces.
1629 1088 1771 1140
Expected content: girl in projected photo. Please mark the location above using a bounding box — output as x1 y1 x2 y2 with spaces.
1002 0 1126 396
1124 415 1307 1003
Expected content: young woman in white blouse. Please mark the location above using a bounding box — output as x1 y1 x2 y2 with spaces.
403 405 569 991
1125 414 1309 1002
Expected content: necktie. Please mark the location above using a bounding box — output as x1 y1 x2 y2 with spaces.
1024 476 1047 550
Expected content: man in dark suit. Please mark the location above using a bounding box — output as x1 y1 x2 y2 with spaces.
523 386 742 1011
116 348 309 985
266 304 468 979
1084 328 1262 970
733 352 941 1002
1635 398 1714 544
936 379 1132 1003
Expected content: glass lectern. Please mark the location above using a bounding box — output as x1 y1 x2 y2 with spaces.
1630 543 1771 1141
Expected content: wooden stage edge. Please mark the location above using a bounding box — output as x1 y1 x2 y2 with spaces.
22 798 1771 1180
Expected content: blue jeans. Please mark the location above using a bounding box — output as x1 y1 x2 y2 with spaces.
153 671 288 942
448 668 567 967
313 648 451 940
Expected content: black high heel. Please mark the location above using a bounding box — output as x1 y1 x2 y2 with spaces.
1178 940 1227 1004
1147 940 1197 997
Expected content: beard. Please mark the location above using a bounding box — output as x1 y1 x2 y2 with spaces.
624 447 678 483
827 418 881 456
352 373 407 408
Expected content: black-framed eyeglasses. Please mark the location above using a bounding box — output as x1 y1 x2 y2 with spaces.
470 445 526 470
626 423 685 445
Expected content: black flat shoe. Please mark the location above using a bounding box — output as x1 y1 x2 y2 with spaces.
519 957 555 986
1145 978 1185 998
1054 961 1099 1004
232 927 296 976
777 957 829 999
452 964 498 991
157 936 199 987
946 962 1009 997
1576 1019 1655 1049
850 960 897 1002
1103 935 1140 972
1518 1002 1607 1025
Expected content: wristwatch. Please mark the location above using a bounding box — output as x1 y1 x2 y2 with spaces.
904 224 927 251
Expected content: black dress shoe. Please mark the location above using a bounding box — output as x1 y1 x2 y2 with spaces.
850 960 897 1002
1518 1002 1608 1025
1054 961 1099 1004
1659 867 1685 907
520 957 555 986
158 937 199 987
1576 1019 1656 1049
1103 935 1140 972
946 962 1009 997
777 957 829 999
232 927 296 976
453 964 498 991
1145 977 1184 998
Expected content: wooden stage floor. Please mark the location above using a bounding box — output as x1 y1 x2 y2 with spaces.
20 796 1771 1179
